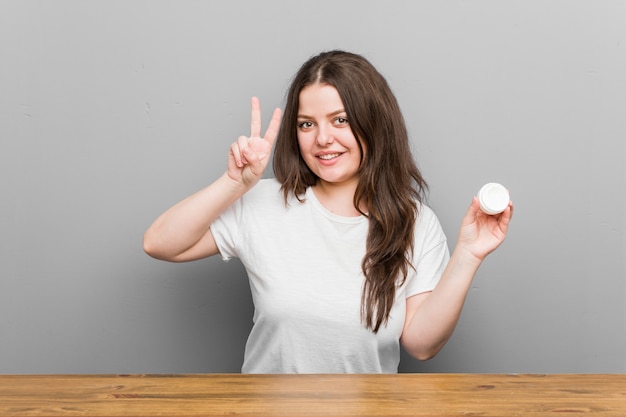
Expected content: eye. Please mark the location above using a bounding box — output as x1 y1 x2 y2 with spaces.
333 116 349 126
297 121 314 130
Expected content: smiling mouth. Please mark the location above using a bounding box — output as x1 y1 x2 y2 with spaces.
317 153 342 160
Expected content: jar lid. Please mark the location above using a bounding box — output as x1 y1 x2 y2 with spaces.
478 183 510 215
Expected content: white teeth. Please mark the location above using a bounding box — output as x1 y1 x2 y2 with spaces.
318 153 340 160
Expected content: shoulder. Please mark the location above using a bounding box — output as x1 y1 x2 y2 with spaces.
415 203 438 227
243 178 283 201
251 177 283 193
414 203 447 246
238 178 295 211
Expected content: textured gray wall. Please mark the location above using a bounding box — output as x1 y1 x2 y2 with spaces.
1 1 624 373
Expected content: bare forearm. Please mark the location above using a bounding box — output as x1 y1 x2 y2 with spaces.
402 247 482 360
143 98 281 262
143 173 247 262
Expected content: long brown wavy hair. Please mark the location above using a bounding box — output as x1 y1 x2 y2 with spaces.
273 50 427 332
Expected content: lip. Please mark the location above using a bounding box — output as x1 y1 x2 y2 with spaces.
315 151 344 158
315 151 344 165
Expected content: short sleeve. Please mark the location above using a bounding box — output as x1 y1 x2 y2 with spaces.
404 205 450 297
210 179 286 262
210 198 243 261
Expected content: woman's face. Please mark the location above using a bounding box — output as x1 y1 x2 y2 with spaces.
296 83 363 189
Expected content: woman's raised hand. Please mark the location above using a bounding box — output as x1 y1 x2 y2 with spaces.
455 197 514 263
227 97 282 188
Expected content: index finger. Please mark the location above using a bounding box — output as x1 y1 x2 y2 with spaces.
250 96 262 138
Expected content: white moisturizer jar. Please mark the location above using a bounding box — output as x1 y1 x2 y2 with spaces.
477 183 510 215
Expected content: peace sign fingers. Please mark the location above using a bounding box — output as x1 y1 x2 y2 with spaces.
227 97 282 188
250 96 282 144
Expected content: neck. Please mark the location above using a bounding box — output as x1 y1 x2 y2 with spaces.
312 180 366 217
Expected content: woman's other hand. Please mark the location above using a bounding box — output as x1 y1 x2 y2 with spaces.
455 196 514 262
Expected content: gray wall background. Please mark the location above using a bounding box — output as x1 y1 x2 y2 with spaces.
1 1 624 374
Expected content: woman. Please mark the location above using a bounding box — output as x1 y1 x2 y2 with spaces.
143 50 513 373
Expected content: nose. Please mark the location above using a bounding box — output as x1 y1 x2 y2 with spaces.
316 124 334 147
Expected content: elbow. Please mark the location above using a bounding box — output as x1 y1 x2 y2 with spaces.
142 234 159 259
142 231 169 261
142 231 198 263
402 339 446 361
413 349 440 361
408 347 440 361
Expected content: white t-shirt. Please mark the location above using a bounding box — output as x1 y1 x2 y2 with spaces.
210 179 449 373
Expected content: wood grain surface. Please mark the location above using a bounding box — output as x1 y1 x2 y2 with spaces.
1 373 625 416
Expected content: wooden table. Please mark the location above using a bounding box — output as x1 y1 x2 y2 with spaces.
1 374 625 416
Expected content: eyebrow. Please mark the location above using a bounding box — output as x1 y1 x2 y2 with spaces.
297 109 346 119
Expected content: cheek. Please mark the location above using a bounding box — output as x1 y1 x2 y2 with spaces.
346 133 364 156
297 131 315 150
296 135 311 163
